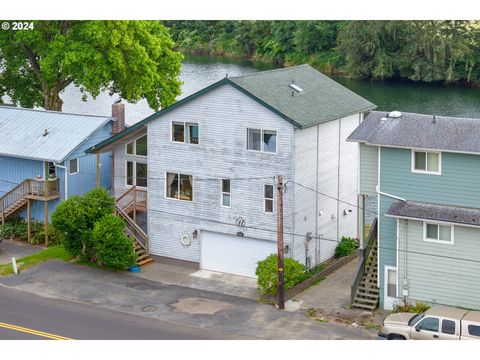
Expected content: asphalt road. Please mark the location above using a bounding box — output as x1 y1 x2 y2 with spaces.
0 287 236 340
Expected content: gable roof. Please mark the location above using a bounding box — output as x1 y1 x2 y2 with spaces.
348 111 480 154
386 200 480 228
89 64 376 153
0 106 112 163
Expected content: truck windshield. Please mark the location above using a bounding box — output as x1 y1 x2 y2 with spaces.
408 313 425 326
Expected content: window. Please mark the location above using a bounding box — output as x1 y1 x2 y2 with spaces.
45 161 56 179
417 317 439 332
166 172 193 201
69 158 79 175
468 325 480 337
412 150 441 174
221 179 231 208
172 122 199 144
247 129 277 153
424 222 454 244
126 135 147 156
387 268 397 298
442 320 456 335
126 160 147 187
264 184 274 213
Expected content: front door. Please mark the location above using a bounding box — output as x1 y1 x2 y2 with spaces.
384 266 398 310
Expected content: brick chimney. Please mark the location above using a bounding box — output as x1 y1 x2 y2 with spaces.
111 101 125 134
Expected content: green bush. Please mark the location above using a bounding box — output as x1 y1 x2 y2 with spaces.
52 188 114 258
92 214 136 270
0 217 28 240
393 301 431 314
256 254 307 296
334 236 358 258
31 224 64 246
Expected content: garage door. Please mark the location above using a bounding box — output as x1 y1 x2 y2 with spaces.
200 231 277 278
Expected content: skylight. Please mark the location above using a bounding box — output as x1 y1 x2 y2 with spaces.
289 83 304 93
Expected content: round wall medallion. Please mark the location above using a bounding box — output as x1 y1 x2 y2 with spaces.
181 233 191 246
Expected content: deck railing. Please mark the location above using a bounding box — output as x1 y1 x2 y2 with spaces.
350 217 378 304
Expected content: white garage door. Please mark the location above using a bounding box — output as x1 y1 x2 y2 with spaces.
201 231 277 278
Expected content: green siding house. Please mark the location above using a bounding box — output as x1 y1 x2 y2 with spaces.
348 111 480 310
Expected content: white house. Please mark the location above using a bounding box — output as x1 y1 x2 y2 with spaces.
90 64 376 277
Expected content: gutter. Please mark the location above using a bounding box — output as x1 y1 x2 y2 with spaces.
54 162 68 200
375 185 406 202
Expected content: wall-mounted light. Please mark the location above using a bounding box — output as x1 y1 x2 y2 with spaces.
192 230 198 239
284 245 290 254
236 231 244 237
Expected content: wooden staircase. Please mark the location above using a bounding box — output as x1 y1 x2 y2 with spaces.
1 180 29 224
115 187 153 266
351 218 379 311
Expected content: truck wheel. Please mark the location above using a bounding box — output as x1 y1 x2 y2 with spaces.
389 335 406 340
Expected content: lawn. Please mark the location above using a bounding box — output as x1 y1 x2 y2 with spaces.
0 246 73 276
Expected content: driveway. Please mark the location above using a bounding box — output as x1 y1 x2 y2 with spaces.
0 239 43 264
130 257 259 300
0 260 376 340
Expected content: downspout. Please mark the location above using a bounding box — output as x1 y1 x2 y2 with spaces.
54 162 68 200
375 185 406 202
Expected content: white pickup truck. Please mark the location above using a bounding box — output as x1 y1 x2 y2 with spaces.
379 306 480 340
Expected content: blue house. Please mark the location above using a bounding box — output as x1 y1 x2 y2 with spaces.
0 105 121 243
348 111 480 311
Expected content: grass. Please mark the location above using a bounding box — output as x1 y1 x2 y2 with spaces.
0 246 73 276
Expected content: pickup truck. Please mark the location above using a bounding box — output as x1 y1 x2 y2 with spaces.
379 306 480 340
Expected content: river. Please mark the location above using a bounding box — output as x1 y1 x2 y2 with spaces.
54 54 480 124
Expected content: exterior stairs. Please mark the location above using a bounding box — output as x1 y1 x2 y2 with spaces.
0 197 27 222
115 187 153 266
351 218 379 311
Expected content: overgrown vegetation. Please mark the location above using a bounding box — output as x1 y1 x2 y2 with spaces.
334 237 358 258
51 188 136 270
163 20 480 85
0 217 62 246
393 301 431 313
256 254 307 296
0 246 72 276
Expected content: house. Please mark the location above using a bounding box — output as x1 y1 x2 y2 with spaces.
348 110 480 310
0 105 120 242
89 64 376 277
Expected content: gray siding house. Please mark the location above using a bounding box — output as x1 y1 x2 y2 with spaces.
348 111 480 310
91 65 375 277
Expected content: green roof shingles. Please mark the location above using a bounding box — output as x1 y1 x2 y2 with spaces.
90 64 375 152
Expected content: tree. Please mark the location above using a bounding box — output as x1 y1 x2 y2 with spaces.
0 21 182 111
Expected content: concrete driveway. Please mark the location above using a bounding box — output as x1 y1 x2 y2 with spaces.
130 257 259 300
0 239 43 264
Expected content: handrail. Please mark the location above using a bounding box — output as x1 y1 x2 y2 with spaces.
1 180 29 224
350 217 378 303
115 203 149 254
116 186 136 203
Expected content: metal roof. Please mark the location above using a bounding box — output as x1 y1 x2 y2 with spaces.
0 106 112 162
348 111 480 154
386 200 480 227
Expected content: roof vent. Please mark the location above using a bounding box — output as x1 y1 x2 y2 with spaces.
43 128 49 137
388 111 402 118
289 82 304 93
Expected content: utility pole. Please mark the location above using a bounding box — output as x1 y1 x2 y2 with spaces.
276 175 285 310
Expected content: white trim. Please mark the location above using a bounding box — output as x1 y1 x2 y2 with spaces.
125 134 148 158
164 171 194 202
384 213 480 229
423 221 454 245
396 218 400 299
221 179 231 208
377 146 381 288
263 183 274 214
376 185 407 202
353 141 480 157
125 159 147 188
68 158 79 175
170 120 199 145
246 128 278 154
411 149 442 175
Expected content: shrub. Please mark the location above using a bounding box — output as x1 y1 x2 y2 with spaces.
52 188 114 258
92 214 136 270
393 301 431 314
0 217 28 240
334 236 358 258
31 224 64 246
256 254 307 296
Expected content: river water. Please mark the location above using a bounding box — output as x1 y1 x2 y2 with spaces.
49 54 480 124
